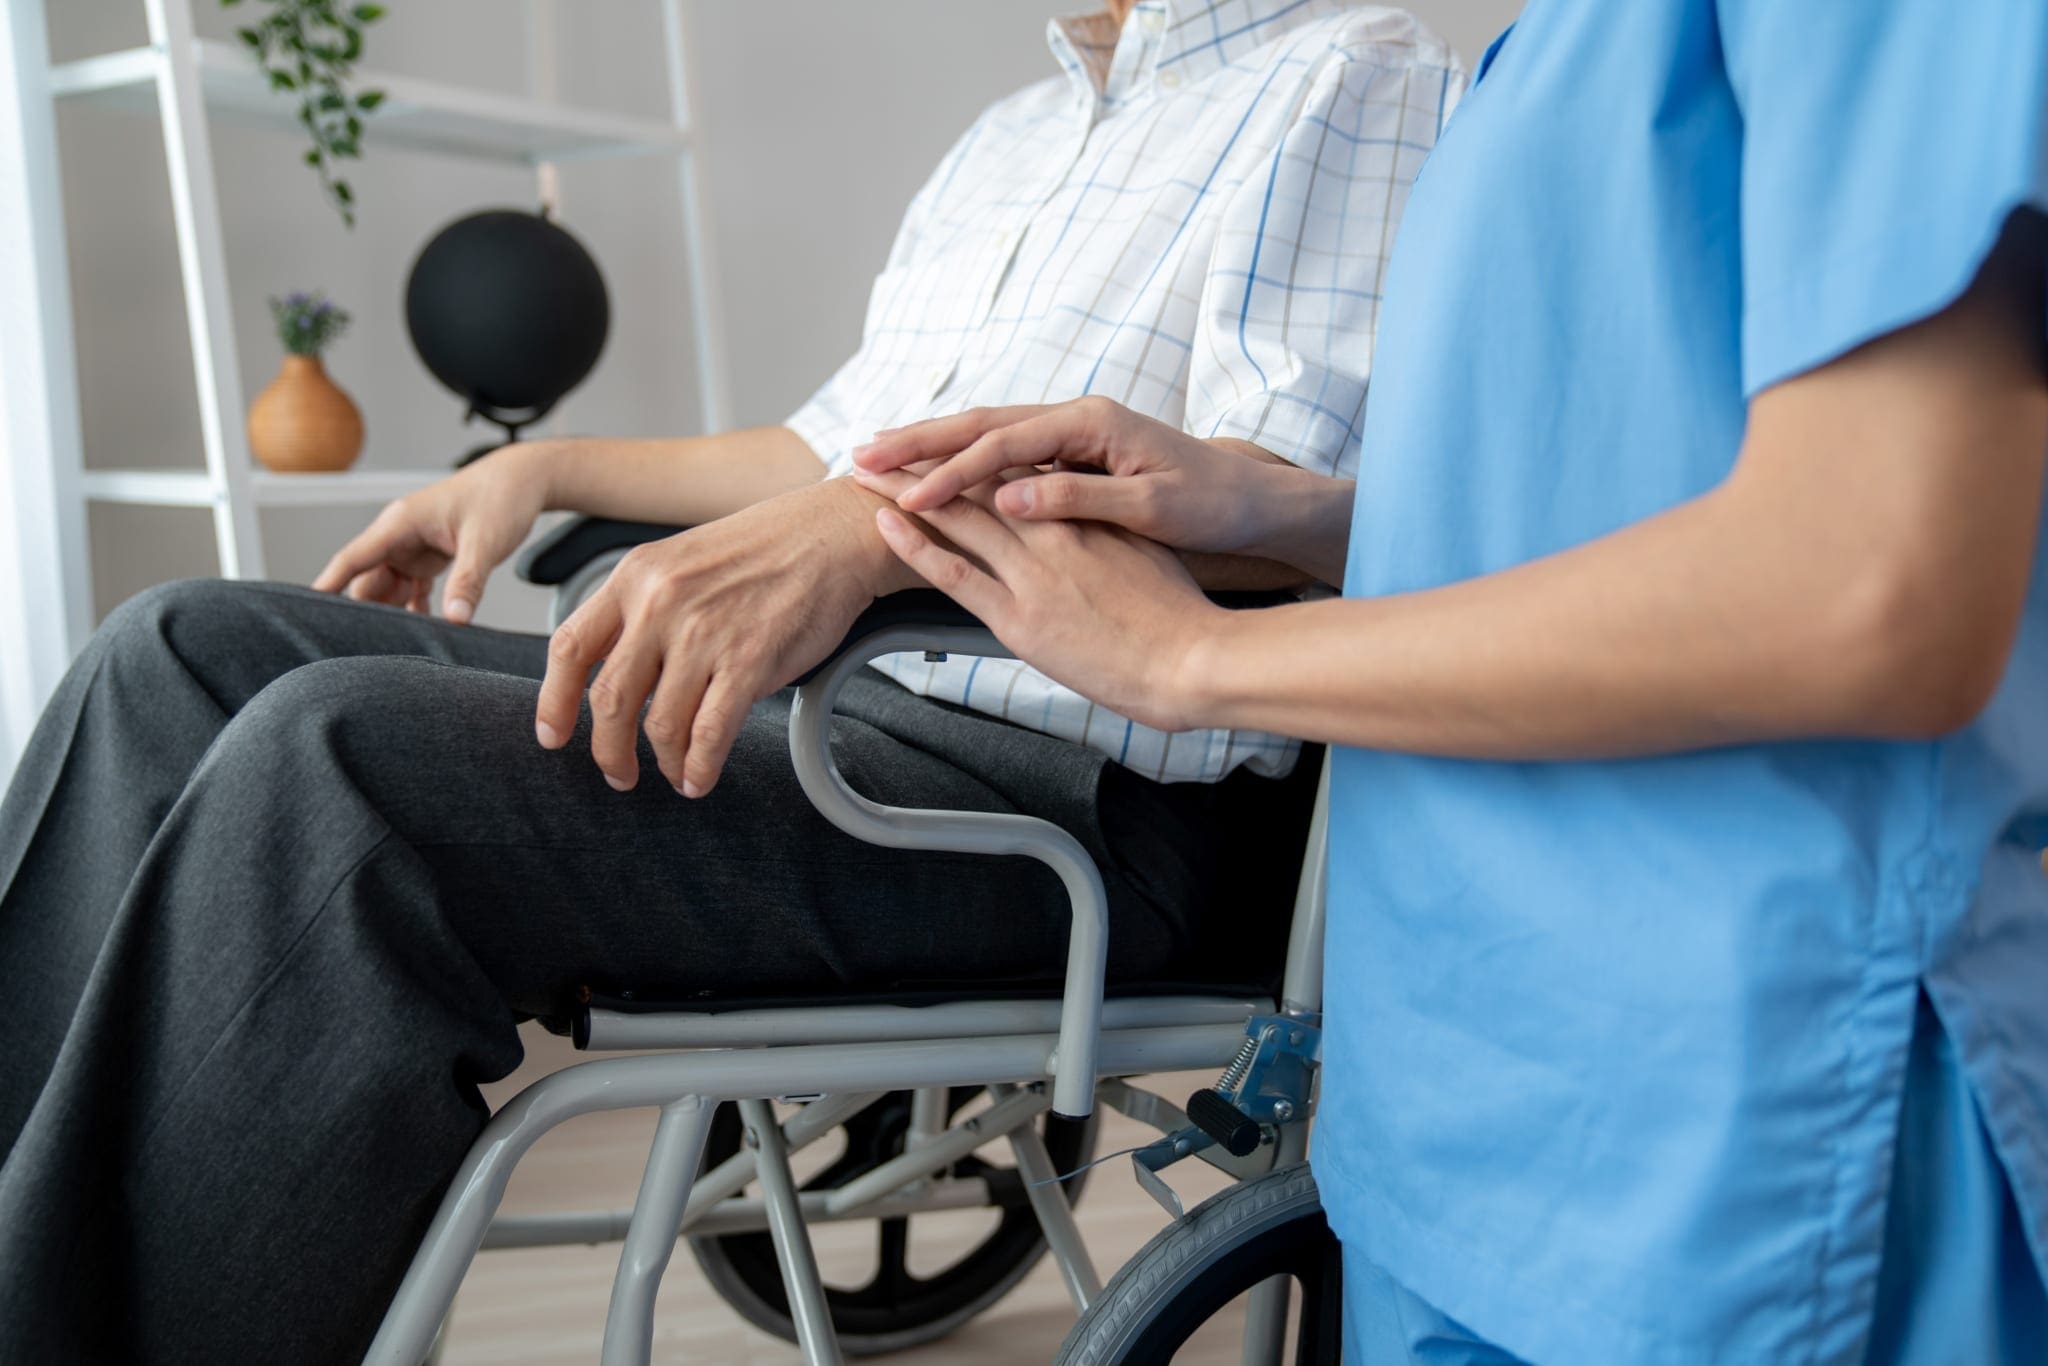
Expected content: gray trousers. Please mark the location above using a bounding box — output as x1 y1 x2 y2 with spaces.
0 578 1305 1364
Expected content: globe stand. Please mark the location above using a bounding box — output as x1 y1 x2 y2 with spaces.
455 398 557 467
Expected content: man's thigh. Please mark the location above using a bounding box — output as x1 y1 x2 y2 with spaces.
120 578 550 710
292 656 1143 1022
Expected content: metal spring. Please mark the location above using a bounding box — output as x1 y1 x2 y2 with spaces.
1214 1036 1259 1096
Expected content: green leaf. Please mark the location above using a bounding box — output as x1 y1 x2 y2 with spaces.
227 0 374 229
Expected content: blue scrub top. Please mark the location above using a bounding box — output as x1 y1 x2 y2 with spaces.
1316 3 2048 1362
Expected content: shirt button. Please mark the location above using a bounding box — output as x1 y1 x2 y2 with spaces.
1158 68 1183 92
1139 8 1164 32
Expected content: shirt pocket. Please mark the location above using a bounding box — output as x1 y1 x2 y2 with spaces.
861 231 1011 349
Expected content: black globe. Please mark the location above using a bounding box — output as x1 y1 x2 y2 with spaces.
404 208 610 420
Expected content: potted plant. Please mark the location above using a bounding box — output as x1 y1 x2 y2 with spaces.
248 292 364 473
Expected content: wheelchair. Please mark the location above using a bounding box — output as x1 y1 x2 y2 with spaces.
360 515 1339 1366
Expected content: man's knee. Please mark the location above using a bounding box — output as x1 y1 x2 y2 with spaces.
231 655 453 745
218 654 541 794
93 577 271 671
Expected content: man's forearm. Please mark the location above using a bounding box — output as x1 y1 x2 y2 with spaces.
1189 441 1354 588
520 425 825 526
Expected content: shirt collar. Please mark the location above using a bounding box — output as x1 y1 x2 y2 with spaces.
1047 0 1332 104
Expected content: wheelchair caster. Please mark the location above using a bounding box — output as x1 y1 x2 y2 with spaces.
1055 1162 1340 1366
690 1088 1098 1356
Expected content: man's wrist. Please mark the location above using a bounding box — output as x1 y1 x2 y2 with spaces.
498 439 573 511
1245 465 1354 584
821 476 926 598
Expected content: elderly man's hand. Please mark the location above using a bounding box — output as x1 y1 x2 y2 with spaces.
533 478 910 797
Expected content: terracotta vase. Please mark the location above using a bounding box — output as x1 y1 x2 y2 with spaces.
247 354 364 473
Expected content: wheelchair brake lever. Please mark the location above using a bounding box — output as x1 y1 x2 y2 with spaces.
1128 1011 1322 1219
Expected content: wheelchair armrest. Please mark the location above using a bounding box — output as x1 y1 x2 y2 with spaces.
785 586 1295 1118
516 516 688 587
790 590 980 685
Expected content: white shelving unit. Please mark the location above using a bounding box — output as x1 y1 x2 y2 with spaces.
1 0 731 683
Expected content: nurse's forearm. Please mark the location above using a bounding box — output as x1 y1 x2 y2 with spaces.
1178 253 2048 757
1182 488 1951 756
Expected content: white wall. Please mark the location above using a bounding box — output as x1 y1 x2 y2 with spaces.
44 0 1518 635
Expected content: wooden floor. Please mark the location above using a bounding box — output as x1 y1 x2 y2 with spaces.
441 1025 1254 1364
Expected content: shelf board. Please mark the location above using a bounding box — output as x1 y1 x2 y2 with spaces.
247 468 444 507
78 468 216 508
83 467 445 509
51 39 690 166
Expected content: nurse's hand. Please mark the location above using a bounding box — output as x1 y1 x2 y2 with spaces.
850 398 1353 584
863 471 1227 732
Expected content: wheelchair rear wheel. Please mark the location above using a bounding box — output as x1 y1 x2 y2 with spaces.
1055 1162 1341 1366
690 1088 1098 1356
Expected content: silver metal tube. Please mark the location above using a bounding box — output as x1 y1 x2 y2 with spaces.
601 1097 714 1366
741 1099 844 1366
484 1178 999 1248
1240 1276 1292 1366
366 1023 1244 1366
789 625 1109 1118
997 1087 1102 1311
679 1091 882 1228
907 1087 948 1150
1281 761 1332 1016
821 1085 1051 1216
582 994 1262 1050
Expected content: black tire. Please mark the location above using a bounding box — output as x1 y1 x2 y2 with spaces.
1055 1162 1341 1366
690 1089 1098 1356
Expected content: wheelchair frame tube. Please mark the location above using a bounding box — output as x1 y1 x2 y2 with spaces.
601 1097 714 1366
580 994 1266 1050
788 624 1110 1119
364 1022 1246 1365
741 1097 845 1366
1279 760 1331 1017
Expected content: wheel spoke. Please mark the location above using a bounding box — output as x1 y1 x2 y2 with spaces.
876 1216 914 1296
1291 1251 1345 1364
